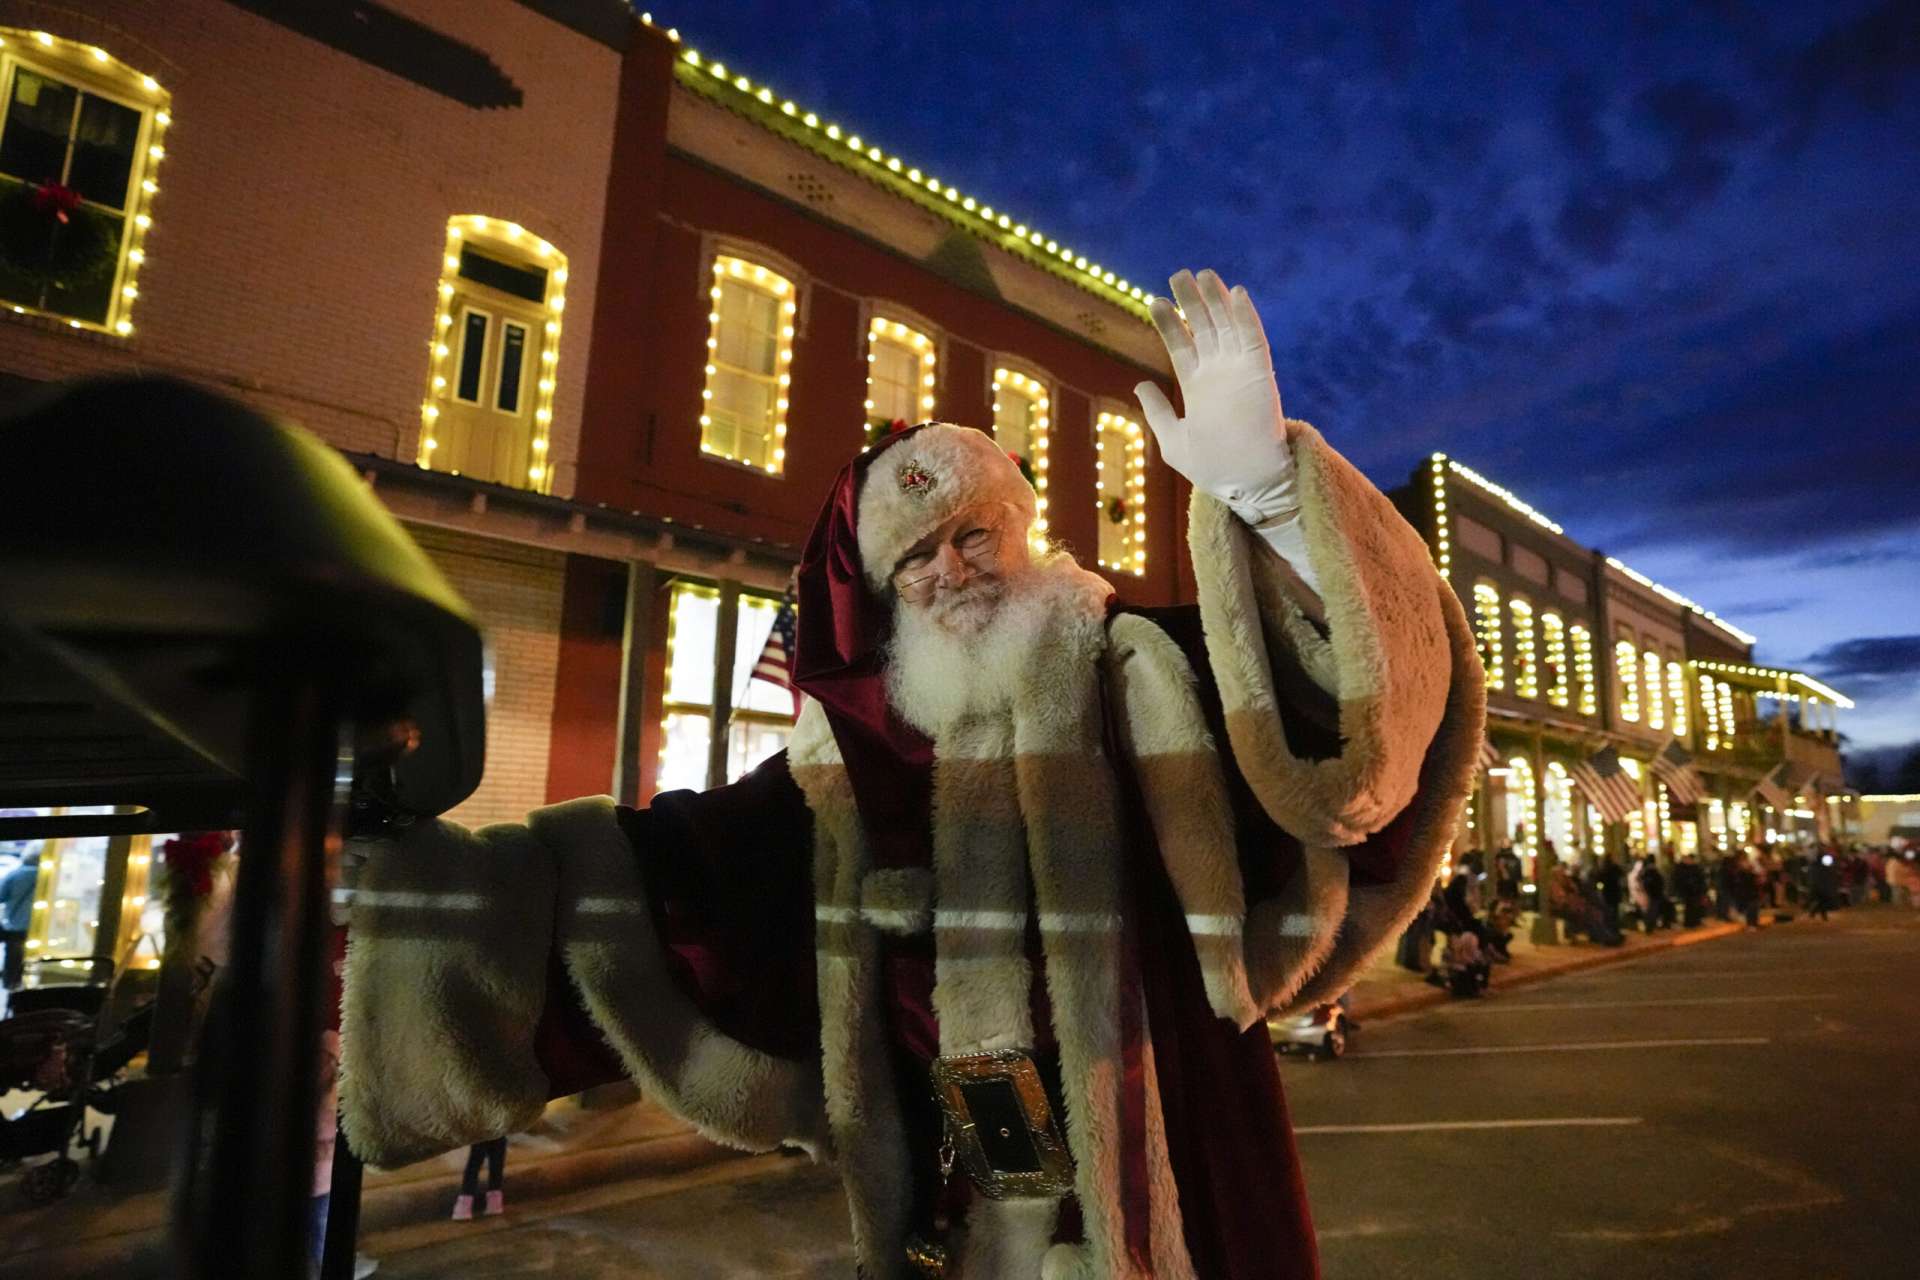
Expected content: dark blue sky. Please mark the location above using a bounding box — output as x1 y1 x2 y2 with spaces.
664 1 1920 748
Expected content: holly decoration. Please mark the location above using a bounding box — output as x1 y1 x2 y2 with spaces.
1010 451 1037 489
0 176 119 291
865 416 911 450
1106 496 1129 525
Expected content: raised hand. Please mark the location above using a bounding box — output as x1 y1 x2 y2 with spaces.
1134 269 1297 526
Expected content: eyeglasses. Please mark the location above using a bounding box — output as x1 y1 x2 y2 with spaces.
894 524 1001 601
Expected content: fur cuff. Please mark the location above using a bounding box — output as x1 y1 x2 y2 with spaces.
540 797 830 1156
341 819 557 1168
1189 420 1454 848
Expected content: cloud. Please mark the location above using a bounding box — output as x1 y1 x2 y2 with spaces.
1782 0 1920 131
1719 598 1803 619
1800 635 1920 686
1794 546 1920 571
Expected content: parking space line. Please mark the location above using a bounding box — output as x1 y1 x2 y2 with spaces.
1354 1036 1768 1058
1295 1117 1642 1135
1449 994 1831 1014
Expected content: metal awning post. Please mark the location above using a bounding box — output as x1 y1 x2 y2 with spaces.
173 646 347 1278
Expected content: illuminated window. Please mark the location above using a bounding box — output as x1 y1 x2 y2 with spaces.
1618 755 1649 850
1571 623 1597 716
701 254 796 473
728 593 799 781
1700 673 1721 749
1544 761 1575 861
1542 612 1568 708
1505 755 1537 869
658 582 720 794
418 216 565 489
0 31 168 334
1095 409 1147 575
657 583 798 794
1614 631 1639 722
1643 648 1665 730
866 316 935 428
1474 583 1505 691
992 367 1051 542
1666 659 1688 739
1510 598 1538 699
1717 681 1735 742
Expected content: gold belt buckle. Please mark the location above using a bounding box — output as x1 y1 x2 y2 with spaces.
929 1049 1074 1200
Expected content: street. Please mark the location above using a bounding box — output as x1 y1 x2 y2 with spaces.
361 909 1920 1278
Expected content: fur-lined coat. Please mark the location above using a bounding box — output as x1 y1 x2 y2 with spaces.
340 423 1485 1279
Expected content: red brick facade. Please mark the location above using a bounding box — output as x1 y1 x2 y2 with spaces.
0 4 1182 810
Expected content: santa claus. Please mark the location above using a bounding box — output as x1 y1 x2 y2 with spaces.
341 269 1484 1278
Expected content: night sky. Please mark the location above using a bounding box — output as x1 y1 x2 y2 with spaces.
663 1 1920 752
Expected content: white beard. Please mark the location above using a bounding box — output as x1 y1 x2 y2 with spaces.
884 550 1105 736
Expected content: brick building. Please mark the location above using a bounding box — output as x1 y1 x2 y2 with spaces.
0 0 1178 891
1391 455 1855 891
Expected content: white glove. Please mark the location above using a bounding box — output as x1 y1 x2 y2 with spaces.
1135 269 1320 596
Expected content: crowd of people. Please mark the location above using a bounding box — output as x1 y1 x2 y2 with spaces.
1395 839 1918 997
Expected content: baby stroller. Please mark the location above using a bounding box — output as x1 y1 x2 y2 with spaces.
0 959 154 1204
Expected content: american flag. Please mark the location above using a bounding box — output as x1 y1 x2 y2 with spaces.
1753 761 1796 812
750 593 800 717
1650 739 1706 805
1571 746 1644 824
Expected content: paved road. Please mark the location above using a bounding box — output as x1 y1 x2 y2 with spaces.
1288 906 1920 1279
364 907 1919 1278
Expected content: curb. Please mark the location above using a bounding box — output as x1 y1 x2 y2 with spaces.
1350 920 1752 1025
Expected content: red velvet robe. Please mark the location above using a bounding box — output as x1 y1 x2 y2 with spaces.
531 601 1423 1278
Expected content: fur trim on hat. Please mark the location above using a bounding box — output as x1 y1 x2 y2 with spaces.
856 423 1038 591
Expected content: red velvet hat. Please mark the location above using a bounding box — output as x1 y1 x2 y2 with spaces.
791 425 936 868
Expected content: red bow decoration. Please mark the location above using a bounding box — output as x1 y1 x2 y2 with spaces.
31 180 81 225
161 831 230 898
889 417 910 434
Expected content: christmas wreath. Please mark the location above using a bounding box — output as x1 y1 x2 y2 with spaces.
1106 496 1129 525
0 178 119 291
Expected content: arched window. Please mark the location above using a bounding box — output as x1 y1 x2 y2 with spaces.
1541 612 1568 708
1700 672 1722 749
1094 408 1147 575
419 215 567 490
701 253 796 473
1571 623 1597 716
0 29 169 333
866 315 935 429
992 365 1051 543
1473 583 1504 690
1614 630 1640 722
1643 647 1665 730
1510 598 1538 699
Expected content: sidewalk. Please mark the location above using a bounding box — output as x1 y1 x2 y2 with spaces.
0 1087 754 1279
1346 913 1755 1024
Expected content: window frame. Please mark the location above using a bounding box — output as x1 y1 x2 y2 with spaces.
0 31 169 336
1473 582 1505 691
991 364 1052 543
1613 628 1640 723
1094 407 1148 575
701 252 797 475
418 215 568 492
865 313 936 428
